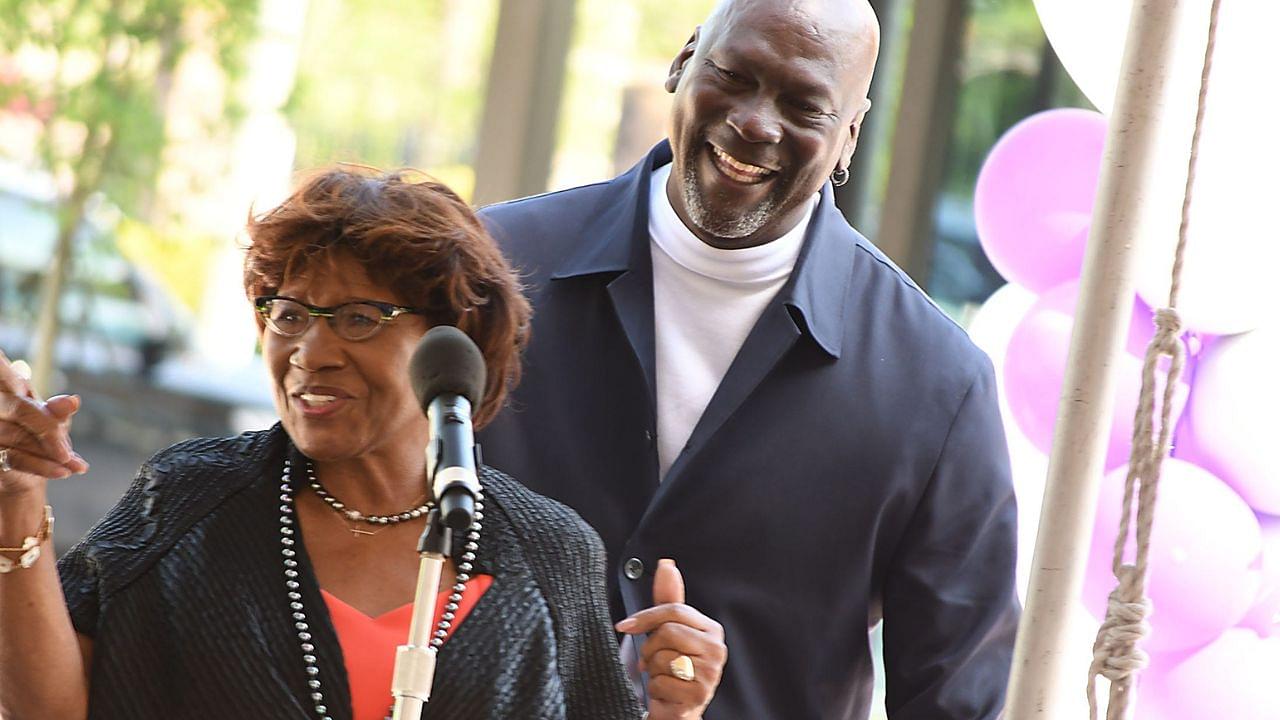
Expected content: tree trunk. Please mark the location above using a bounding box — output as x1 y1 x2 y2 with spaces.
30 188 90 396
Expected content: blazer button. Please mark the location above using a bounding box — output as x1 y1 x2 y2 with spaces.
624 557 645 581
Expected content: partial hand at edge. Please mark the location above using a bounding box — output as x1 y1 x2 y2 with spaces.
0 350 88 498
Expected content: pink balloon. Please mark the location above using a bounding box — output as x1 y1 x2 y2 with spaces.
1136 630 1280 720
1240 515 1280 637
1083 460 1263 654
975 109 1107 292
1174 326 1280 514
1003 281 1189 470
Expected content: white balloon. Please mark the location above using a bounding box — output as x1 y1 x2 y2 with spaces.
1033 0 1132 112
1134 1 1280 335
968 284 1051 603
967 283 1038 381
1036 0 1280 333
966 284 1045 484
1139 630 1280 720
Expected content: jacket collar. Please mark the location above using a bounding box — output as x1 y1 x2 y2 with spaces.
778 187 855 359
549 142 670 281
551 140 852 359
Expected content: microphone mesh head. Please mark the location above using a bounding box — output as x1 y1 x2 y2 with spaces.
409 325 487 409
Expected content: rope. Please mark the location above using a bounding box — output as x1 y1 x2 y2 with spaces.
1086 1 1222 717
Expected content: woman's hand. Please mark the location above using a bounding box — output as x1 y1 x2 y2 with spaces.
0 350 88 498
616 559 727 720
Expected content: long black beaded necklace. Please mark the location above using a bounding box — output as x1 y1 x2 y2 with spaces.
278 458 485 720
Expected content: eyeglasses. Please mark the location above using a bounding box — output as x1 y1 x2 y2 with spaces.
254 295 424 342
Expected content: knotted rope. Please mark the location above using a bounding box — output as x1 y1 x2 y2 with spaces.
1086 1 1222 717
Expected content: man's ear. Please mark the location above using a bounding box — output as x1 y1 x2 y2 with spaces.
840 98 873 168
664 26 701 94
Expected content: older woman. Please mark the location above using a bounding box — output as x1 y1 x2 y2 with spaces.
0 167 726 720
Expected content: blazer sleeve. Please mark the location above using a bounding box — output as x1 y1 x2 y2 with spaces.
881 361 1021 719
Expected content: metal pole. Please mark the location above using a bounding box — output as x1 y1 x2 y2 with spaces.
1003 1 1184 716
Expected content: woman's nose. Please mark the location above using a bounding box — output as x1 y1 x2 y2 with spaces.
288 321 346 371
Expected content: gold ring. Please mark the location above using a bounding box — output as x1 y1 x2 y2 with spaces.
669 654 695 682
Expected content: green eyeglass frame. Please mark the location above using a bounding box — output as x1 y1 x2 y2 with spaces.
254 295 424 341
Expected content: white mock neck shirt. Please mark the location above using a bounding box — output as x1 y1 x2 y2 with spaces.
648 162 816 480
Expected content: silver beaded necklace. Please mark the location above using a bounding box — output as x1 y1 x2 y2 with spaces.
279 458 486 720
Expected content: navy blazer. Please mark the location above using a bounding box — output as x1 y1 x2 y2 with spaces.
477 142 1019 720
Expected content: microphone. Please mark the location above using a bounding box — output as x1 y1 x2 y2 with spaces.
394 328 486 719
408 326 487 531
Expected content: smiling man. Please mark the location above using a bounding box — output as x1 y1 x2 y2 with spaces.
476 1 1019 718
665 0 877 249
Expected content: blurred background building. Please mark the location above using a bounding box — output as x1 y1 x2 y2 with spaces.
0 2 1093 715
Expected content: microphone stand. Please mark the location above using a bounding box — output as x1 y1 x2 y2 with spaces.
390 507 452 720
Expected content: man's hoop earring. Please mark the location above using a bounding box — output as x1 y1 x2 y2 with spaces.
831 167 850 187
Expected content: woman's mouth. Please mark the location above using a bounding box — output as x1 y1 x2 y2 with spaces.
294 389 349 416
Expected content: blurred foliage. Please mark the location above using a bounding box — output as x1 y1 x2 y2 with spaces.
114 217 221 311
0 0 259 211
968 0 1045 59
551 0 713 187
928 0 1091 308
287 0 497 191
0 0 259 390
946 0 1090 194
632 0 713 62
286 0 709 198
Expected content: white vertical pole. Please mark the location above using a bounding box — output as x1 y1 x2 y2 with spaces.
1003 1 1184 716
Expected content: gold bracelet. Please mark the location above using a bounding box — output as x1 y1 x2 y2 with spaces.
0 505 54 573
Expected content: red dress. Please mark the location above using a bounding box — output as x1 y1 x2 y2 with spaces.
322 574 493 720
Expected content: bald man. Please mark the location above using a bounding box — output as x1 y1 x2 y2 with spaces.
477 1 1019 717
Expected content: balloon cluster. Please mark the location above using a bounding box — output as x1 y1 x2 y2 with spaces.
971 102 1279 717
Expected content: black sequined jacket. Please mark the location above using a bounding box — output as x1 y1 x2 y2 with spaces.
57 425 644 720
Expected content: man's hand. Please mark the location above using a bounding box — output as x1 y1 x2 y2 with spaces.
616 559 727 720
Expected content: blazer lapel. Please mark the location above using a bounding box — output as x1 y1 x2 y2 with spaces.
605 260 657 406
551 142 673 410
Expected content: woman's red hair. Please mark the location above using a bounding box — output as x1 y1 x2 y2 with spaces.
243 165 530 428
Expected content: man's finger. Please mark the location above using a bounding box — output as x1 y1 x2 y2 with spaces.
653 558 685 605
638 623 719 664
615 604 721 635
